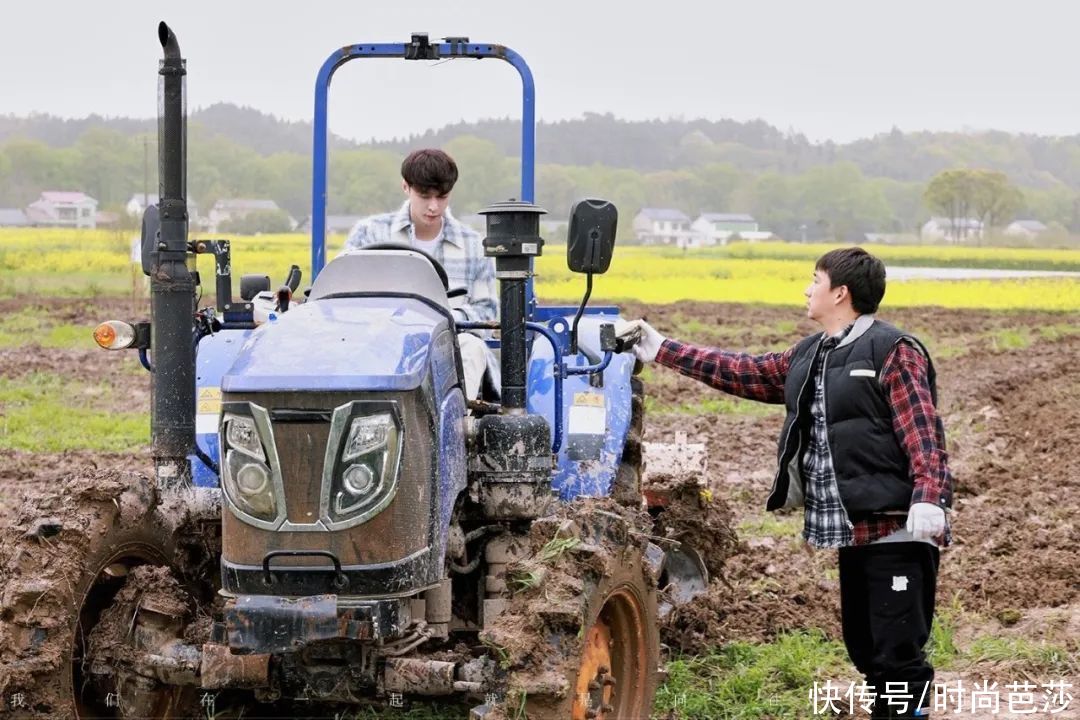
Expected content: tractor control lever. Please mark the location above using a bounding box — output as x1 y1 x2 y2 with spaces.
275 286 292 313
284 264 302 292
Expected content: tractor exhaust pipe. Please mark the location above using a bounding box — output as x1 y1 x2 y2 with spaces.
151 21 196 488
472 201 553 520
478 200 547 411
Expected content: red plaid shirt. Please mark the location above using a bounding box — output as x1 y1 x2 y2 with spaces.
656 332 952 546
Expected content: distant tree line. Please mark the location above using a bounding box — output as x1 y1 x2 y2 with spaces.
2 104 1080 243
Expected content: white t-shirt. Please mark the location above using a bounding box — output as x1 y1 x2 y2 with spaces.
411 228 443 256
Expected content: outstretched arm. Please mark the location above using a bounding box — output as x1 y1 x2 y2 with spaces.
656 339 793 404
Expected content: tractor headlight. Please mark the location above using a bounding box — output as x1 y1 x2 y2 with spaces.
220 408 283 526
226 415 265 461
323 405 402 528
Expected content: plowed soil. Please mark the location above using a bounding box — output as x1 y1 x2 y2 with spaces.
1 297 1077 718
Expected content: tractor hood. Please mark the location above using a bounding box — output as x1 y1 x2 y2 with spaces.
222 296 448 393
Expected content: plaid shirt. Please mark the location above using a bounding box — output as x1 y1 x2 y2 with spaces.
656 319 952 548
341 201 497 322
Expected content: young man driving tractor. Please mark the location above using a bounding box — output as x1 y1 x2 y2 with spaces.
342 148 496 401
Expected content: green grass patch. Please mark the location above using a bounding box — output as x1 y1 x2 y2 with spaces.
0 372 147 452
927 595 963 670
1038 323 1080 341
737 513 803 539
964 635 1078 676
655 630 851 719
985 327 1033 351
0 271 140 299
0 307 94 349
648 394 784 417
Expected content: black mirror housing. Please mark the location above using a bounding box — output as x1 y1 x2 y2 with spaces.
239 274 271 301
139 204 161 276
567 198 617 274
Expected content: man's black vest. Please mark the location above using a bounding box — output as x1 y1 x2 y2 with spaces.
765 318 936 520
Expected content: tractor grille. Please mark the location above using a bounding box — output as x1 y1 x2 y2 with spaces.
220 389 439 595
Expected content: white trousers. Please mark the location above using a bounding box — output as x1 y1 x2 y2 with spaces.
457 333 489 401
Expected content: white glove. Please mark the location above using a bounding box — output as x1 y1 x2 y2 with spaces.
613 319 666 363
906 502 946 542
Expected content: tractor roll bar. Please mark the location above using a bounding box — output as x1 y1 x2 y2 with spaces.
309 36 538 310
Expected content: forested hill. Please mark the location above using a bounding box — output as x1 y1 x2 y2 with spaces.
4 103 1080 241
0 103 360 156
6 103 1080 189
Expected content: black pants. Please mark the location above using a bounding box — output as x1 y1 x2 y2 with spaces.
839 542 940 719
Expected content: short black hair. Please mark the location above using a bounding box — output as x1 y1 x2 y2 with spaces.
815 247 886 314
401 149 458 196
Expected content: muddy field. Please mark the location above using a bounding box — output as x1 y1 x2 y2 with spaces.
1 297 1077 718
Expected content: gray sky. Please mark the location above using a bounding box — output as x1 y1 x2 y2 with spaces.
1 0 1076 144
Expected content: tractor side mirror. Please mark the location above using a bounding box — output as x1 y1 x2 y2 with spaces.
139 204 161 276
566 199 617 275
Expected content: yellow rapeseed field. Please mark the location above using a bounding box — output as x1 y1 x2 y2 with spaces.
2 228 1078 311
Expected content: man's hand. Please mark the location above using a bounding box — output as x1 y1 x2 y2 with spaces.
906 502 946 542
614 319 666 363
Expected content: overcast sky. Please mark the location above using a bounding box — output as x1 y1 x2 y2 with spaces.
1 0 1075 144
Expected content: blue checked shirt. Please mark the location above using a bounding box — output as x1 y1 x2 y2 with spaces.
341 201 497 322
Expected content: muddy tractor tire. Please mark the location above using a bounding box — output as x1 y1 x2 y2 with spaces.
497 509 661 720
0 470 198 719
611 376 645 507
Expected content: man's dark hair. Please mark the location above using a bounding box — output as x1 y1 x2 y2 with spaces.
815 247 886 314
401 149 458 195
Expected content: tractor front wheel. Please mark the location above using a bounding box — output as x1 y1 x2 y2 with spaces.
499 512 661 720
0 470 199 719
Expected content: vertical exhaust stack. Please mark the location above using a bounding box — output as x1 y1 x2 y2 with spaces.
471 200 553 520
478 200 547 411
152 21 196 487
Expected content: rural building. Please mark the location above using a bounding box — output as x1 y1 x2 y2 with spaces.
207 198 291 233
128 193 200 222
920 216 983 243
632 208 691 245
26 191 98 229
126 193 159 216
0 209 30 227
1004 219 1048 239
689 213 773 246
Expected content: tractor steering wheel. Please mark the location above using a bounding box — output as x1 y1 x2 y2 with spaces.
359 242 450 291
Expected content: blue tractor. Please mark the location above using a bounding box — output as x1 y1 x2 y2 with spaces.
0 23 705 720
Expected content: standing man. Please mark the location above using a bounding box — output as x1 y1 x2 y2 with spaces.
342 148 496 400
618 247 952 720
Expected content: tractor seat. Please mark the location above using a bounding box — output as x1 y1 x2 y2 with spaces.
308 250 450 310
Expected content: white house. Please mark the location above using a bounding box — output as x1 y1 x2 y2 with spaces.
126 193 159 216
632 208 692 245
128 193 200 223
690 212 761 246
26 191 98 229
921 217 983 243
1004 219 1048 239
207 198 290 233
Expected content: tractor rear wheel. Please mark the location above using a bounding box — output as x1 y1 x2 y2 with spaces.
0 470 198 719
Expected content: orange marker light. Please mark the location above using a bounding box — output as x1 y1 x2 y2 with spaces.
93 321 136 350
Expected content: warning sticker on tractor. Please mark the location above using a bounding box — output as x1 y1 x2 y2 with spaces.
570 392 606 435
197 387 221 414
572 392 605 408
568 405 605 435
